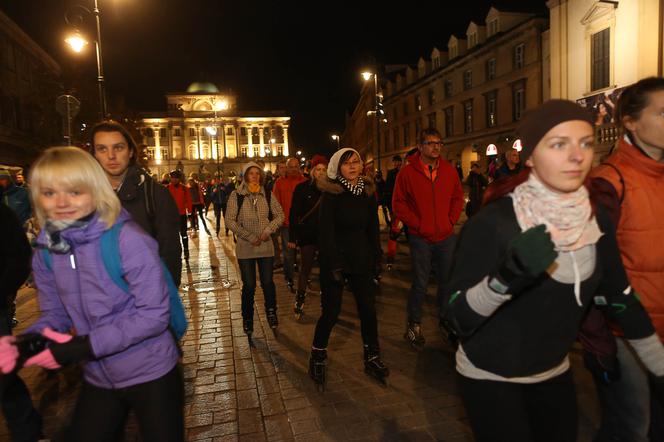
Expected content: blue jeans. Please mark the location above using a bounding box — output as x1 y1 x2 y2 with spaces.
238 257 277 321
0 307 43 442
407 234 456 324
279 227 295 281
595 337 651 442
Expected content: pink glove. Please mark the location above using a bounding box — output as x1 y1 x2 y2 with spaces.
0 336 18 374
24 328 73 370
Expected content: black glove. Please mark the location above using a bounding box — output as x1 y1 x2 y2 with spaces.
14 333 52 371
331 269 344 283
50 336 93 366
488 224 558 295
583 350 620 385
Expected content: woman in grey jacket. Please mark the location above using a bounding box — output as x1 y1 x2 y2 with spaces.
225 162 284 339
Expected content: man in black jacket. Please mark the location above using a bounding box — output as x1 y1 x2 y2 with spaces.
90 121 183 286
383 155 402 224
0 203 43 441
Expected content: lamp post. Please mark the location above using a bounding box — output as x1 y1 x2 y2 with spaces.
362 70 381 171
65 0 107 119
207 98 228 179
331 134 340 150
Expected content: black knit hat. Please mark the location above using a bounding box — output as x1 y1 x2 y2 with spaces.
517 100 594 159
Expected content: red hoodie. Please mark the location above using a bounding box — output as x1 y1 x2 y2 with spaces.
168 182 192 215
273 174 306 227
392 152 464 243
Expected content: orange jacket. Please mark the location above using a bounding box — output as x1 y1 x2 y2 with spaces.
273 174 306 227
591 136 664 337
168 183 192 215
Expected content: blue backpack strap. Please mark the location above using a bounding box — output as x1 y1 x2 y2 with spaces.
41 248 53 271
100 222 129 292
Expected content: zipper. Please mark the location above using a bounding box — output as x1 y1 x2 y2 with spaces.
72 249 115 388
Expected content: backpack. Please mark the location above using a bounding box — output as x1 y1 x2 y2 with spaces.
40 221 188 340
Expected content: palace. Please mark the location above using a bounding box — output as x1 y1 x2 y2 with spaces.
138 82 291 178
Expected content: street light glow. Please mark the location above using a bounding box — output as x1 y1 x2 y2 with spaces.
65 32 88 53
296 150 302 156
205 126 217 136
214 101 228 111
270 138 276 144
362 71 373 81
301 157 306 161
331 134 339 140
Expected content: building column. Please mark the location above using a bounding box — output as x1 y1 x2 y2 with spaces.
247 125 254 158
259 126 265 157
154 127 161 162
282 126 289 157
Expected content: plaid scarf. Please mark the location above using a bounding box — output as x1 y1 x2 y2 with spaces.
43 217 93 254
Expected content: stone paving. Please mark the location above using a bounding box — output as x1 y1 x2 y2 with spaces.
1 215 602 441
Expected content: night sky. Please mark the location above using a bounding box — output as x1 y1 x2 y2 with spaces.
1 0 544 156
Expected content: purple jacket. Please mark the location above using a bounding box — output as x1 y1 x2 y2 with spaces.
29 210 179 389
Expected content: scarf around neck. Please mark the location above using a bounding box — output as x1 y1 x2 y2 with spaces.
43 215 94 253
337 176 365 196
511 172 602 252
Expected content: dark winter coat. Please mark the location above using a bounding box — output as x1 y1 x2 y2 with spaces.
493 162 522 181
0 204 31 305
465 171 488 217
116 165 182 286
2 183 31 226
289 179 322 247
317 176 381 276
384 167 400 207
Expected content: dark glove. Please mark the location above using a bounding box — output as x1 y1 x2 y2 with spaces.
488 224 558 295
650 374 664 407
331 269 344 283
583 350 620 385
15 333 52 370
50 335 92 366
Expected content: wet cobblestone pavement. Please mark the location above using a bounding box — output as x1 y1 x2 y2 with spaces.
1 216 601 441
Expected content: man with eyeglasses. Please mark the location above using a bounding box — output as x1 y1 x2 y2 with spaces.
393 128 464 350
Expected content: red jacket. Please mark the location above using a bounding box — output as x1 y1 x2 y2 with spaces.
392 152 464 243
168 183 192 215
273 174 306 227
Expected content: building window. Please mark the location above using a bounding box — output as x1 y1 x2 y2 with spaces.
428 89 436 106
450 45 458 59
403 100 409 116
174 128 181 137
226 127 233 135
393 127 399 149
415 118 421 139
240 127 247 136
514 44 525 70
486 58 496 80
189 128 195 137
146 128 154 138
444 106 454 138
468 33 477 48
464 100 473 134
415 95 422 112
463 70 473 90
403 123 410 146
159 128 166 138
591 28 610 91
444 79 453 98
488 19 498 37
485 90 497 128
512 80 526 121
427 112 436 129
433 57 440 70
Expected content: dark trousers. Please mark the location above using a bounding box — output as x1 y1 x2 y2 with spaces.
313 271 378 349
213 203 222 233
459 371 577 442
238 257 277 321
297 245 316 293
178 215 188 254
68 366 184 442
190 204 208 232
279 227 295 281
407 234 456 323
0 308 42 442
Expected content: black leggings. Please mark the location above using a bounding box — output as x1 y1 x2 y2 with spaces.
297 245 316 293
178 215 188 253
190 204 208 231
68 366 184 442
313 271 378 349
459 371 577 442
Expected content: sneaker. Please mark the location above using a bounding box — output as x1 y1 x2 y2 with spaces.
404 322 425 350
266 308 278 329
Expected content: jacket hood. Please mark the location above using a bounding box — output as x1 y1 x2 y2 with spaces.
242 161 264 177
316 175 375 196
36 209 133 249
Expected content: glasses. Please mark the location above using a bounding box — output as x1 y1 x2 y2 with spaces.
421 141 443 147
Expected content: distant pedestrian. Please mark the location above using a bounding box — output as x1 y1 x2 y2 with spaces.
465 162 488 218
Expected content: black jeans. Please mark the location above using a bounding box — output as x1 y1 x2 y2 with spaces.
212 203 223 233
68 365 184 442
0 308 42 442
297 245 316 293
190 204 208 231
459 371 577 442
177 215 188 254
313 271 378 349
238 257 277 321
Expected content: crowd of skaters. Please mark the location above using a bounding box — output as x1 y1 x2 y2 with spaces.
0 76 662 441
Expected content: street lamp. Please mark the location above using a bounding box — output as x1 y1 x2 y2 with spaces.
331 134 340 150
362 70 381 171
65 0 108 119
